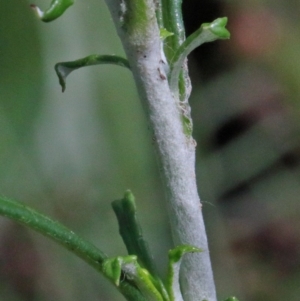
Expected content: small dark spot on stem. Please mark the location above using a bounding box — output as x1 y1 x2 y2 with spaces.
157 68 166 80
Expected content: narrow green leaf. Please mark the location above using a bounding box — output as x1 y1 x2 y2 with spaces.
0 196 147 301
169 17 230 96
55 54 130 92
104 255 169 301
223 297 239 301
30 0 74 22
112 191 170 301
167 245 202 301
112 190 157 277
0 196 107 269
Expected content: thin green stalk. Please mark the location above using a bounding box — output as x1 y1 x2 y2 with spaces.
155 0 164 29
161 0 190 106
161 0 185 59
160 0 193 140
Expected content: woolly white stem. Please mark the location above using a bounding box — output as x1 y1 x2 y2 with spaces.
103 1 217 300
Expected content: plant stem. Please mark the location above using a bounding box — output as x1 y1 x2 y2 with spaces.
103 0 217 300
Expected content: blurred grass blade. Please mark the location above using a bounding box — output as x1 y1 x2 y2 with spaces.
30 0 74 22
55 54 130 92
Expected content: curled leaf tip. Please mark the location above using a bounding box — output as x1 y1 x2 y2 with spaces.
54 54 130 92
54 63 71 92
30 0 74 22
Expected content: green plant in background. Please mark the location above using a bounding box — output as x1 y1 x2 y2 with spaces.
0 0 235 301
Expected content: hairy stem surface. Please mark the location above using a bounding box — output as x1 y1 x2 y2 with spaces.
103 0 216 300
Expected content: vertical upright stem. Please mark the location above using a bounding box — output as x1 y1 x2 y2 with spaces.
103 0 217 300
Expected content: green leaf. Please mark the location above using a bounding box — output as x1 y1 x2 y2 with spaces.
103 255 165 301
55 54 130 92
167 245 202 301
103 256 134 286
0 196 148 301
0 196 107 270
169 17 230 96
121 256 165 301
112 191 170 301
112 190 157 276
160 28 174 40
209 17 231 38
30 0 74 22
223 297 239 301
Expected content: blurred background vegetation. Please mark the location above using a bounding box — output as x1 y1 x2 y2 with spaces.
1 0 300 300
